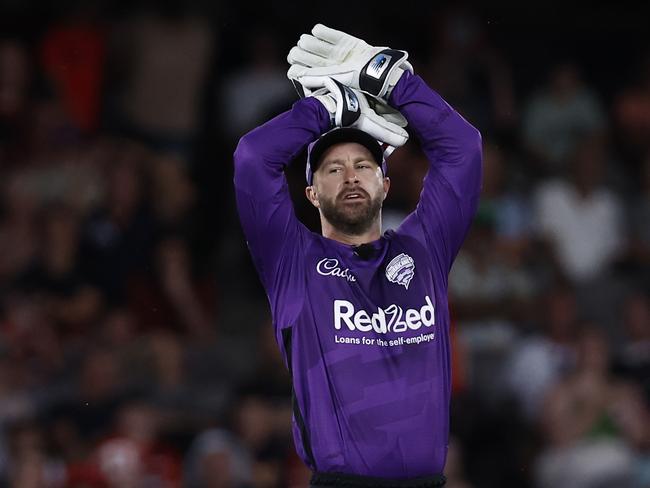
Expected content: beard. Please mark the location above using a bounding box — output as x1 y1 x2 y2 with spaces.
319 188 383 236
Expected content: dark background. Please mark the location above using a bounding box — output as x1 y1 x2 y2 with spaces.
0 1 649 487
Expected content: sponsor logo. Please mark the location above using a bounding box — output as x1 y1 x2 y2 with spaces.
367 53 392 79
334 296 435 333
317 258 356 282
386 253 415 289
343 86 359 112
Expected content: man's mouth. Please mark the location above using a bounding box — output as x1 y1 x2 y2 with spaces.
340 191 367 201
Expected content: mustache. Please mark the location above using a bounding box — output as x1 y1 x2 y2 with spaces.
337 187 370 201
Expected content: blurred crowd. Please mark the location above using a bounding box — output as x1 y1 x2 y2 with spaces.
0 1 649 487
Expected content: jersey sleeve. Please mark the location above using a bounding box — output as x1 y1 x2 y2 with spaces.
389 72 483 273
233 97 331 329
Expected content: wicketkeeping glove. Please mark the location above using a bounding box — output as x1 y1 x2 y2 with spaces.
310 77 409 150
287 24 413 102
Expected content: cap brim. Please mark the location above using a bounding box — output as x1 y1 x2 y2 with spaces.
307 128 384 183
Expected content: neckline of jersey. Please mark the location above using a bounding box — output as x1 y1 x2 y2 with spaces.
318 233 388 267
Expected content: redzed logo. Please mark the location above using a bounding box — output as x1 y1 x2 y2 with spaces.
334 296 435 333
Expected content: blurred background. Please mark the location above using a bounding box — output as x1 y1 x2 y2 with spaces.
0 0 649 487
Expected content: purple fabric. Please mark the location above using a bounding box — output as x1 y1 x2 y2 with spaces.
233 72 482 478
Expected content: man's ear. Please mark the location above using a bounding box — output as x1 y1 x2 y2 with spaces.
305 186 320 208
382 177 391 201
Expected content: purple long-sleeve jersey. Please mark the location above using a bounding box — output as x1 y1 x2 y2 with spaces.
233 72 482 478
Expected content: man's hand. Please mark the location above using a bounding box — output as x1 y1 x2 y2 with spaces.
310 77 409 149
288 24 413 101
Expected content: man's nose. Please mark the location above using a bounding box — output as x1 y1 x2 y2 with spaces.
343 166 360 183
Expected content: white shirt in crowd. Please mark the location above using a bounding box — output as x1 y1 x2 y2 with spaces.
533 179 624 282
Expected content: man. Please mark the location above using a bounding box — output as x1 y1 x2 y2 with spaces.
234 25 482 488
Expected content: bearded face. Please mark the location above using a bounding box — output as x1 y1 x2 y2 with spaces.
306 142 390 237
317 185 384 235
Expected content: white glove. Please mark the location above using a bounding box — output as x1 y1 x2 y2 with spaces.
310 77 409 149
288 24 413 101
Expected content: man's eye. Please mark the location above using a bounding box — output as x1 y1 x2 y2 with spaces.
329 167 342 174
356 164 370 169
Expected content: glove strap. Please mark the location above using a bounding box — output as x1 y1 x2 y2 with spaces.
359 49 409 98
381 143 396 159
291 79 308 98
330 79 361 127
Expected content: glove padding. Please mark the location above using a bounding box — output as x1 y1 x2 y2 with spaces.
309 77 409 149
288 24 413 101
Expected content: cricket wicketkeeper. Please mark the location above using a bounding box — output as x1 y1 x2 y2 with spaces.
234 24 482 488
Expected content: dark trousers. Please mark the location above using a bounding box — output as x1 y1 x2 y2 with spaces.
310 472 446 487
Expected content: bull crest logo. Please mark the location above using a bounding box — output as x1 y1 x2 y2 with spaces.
385 253 415 289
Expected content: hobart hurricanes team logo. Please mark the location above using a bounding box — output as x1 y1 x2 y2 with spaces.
386 253 415 289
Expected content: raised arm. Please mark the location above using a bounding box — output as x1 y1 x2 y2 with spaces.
390 71 483 271
233 97 330 320
283 24 481 270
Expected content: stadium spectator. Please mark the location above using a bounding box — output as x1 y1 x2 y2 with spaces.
523 62 606 174
504 284 580 419
535 327 646 488
449 139 536 323
106 2 214 155
425 5 518 133
39 4 107 133
220 30 294 139
613 292 650 402
624 152 650 289
184 428 253 488
532 135 625 283
614 49 650 164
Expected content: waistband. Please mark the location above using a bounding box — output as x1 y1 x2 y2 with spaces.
310 472 446 487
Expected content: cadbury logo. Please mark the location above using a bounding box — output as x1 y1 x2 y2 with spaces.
317 258 356 282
